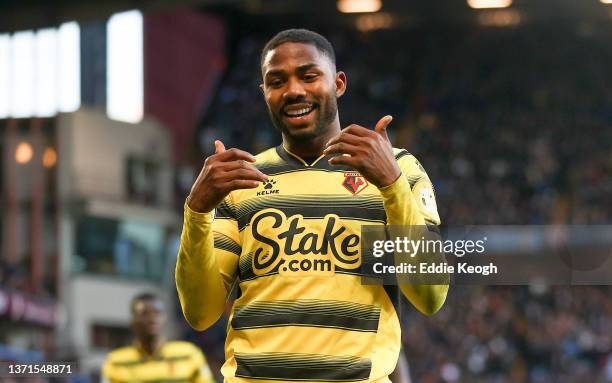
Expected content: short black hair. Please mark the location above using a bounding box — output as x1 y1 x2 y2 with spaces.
131 292 162 314
260 29 336 69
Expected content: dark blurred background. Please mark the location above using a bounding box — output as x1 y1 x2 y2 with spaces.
0 0 611 382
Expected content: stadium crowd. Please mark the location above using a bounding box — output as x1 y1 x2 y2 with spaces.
193 24 612 382
402 286 612 382
198 25 611 226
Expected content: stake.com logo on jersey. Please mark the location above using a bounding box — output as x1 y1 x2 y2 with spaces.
249 209 361 276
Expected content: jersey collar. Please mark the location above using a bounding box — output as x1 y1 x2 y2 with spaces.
276 145 352 171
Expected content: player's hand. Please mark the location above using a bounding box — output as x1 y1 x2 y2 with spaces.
187 140 268 213
323 115 401 188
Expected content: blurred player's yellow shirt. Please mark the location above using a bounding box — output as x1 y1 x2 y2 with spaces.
177 146 441 382
101 341 215 383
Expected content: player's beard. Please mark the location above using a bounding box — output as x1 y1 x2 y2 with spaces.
268 95 338 141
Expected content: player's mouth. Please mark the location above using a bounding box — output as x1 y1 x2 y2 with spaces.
145 321 162 333
282 103 318 124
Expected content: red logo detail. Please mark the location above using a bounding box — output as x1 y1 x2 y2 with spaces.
342 172 368 195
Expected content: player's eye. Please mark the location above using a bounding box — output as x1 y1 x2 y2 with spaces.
303 73 319 81
267 79 284 88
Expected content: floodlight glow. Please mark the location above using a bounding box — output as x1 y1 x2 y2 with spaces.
356 13 394 32
16 142 33 164
35 28 58 117
478 9 521 26
338 0 382 13
43 147 57 168
601 0 612 4
58 22 80 113
468 0 512 9
11 31 35 118
107 10 143 124
0 35 9 118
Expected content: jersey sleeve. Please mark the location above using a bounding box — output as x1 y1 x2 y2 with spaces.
378 150 447 316
378 151 440 226
398 153 441 226
211 198 242 293
175 195 239 331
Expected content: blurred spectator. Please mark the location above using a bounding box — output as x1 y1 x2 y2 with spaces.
102 293 216 383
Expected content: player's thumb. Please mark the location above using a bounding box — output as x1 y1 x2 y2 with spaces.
375 115 393 141
214 140 226 154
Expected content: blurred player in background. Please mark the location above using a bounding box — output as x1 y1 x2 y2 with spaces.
176 29 446 382
101 292 215 383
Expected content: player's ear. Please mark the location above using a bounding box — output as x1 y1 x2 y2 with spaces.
335 71 346 98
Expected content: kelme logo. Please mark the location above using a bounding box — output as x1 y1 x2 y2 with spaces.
257 178 279 196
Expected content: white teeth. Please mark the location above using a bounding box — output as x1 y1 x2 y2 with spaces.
285 106 313 117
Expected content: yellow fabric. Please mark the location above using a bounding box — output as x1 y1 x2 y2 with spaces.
176 146 444 383
101 341 215 383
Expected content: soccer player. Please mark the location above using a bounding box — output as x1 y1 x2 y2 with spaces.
101 293 215 383
176 29 448 382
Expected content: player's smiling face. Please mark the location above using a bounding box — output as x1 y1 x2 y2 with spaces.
261 42 346 141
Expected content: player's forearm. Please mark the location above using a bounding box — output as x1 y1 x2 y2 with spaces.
176 205 228 330
397 246 449 315
379 174 425 226
379 174 449 315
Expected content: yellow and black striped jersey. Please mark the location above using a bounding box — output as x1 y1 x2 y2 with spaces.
101 341 215 383
176 145 442 383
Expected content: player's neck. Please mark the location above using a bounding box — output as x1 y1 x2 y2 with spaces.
283 120 341 160
135 336 164 357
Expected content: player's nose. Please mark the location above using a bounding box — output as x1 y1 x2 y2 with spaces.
283 77 307 100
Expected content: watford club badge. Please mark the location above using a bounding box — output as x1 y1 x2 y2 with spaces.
342 172 368 195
